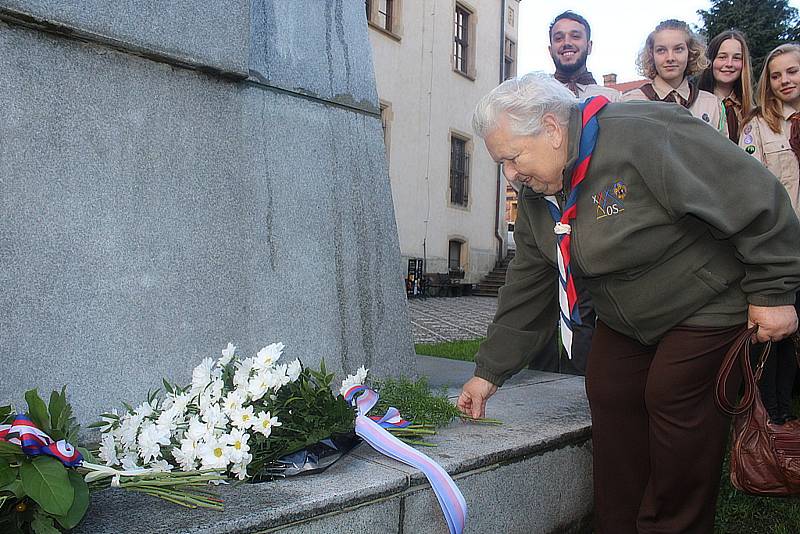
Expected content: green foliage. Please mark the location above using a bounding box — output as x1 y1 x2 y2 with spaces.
23 391 49 436
247 361 356 475
414 338 484 362
19 457 73 517
698 0 800 75
372 376 462 428
0 405 12 425
54 471 89 530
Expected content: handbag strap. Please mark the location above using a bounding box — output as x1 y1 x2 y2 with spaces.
715 326 771 416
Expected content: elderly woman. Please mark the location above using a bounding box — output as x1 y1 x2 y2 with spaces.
457 72 800 533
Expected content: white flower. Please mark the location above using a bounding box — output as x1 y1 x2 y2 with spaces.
255 343 284 371
197 435 231 470
224 429 250 464
120 452 140 470
230 452 252 480
118 414 143 449
286 359 302 382
172 438 199 471
233 357 255 389
222 390 245 414
191 357 215 394
186 415 207 443
156 407 180 432
200 403 228 430
137 422 170 464
247 370 281 401
135 401 155 419
339 365 369 396
98 434 119 467
272 364 291 390
219 342 237 366
253 411 281 438
230 405 256 430
149 459 173 472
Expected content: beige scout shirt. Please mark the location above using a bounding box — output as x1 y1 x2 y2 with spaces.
740 103 800 219
575 83 622 103
623 77 727 136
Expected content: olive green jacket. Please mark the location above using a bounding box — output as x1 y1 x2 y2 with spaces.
475 102 800 386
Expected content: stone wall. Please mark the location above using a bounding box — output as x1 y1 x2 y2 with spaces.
0 0 415 427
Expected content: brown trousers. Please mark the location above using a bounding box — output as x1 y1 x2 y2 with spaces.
585 321 743 534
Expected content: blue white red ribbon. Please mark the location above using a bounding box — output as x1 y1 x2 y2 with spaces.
345 385 466 534
0 414 83 467
544 95 609 359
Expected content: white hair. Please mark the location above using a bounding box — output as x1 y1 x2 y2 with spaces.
472 72 577 138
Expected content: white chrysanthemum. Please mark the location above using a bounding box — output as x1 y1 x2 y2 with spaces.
200 403 228 430
287 359 302 382
156 406 180 433
272 364 291 390
138 421 170 464
170 393 191 414
191 357 215 394
186 415 207 443
247 370 282 402
118 414 143 449
222 390 245 414
254 342 284 371
219 342 237 366
224 429 250 464
230 405 256 430
98 434 119 467
207 378 225 402
172 438 199 471
135 401 155 419
233 357 255 389
149 459 173 472
197 435 231 470
230 452 252 480
120 452 140 470
339 365 369 396
253 411 281 438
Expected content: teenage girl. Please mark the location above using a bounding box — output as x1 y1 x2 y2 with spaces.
740 43 800 425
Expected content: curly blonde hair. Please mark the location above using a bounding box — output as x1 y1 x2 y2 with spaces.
636 20 710 80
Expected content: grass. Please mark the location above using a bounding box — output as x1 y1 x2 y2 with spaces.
414 338 483 362
417 338 800 533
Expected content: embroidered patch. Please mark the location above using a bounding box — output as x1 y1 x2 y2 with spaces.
702 113 710 122
743 134 753 145
746 145 756 154
592 180 626 220
743 124 752 135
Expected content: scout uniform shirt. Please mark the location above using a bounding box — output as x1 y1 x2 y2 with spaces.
740 103 800 220
575 83 622 102
623 77 727 136
474 102 800 386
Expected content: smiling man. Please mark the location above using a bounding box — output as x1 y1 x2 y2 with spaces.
459 72 800 533
548 11 620 102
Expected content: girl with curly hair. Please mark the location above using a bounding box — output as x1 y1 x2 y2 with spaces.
740 43 800 426
624 19 727 135
698 30 755 142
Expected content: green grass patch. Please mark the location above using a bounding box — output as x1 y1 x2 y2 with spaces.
414 338 484 362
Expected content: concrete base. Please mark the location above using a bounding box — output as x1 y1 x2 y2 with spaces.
75 356 593 534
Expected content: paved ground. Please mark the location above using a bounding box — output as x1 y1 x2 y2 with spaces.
407 295 497 343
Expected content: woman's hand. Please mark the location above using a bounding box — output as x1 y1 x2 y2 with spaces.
748 304 798 343
457 377 499 418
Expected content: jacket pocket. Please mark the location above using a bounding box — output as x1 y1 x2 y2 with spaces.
695 266 731 294
763 140 795 184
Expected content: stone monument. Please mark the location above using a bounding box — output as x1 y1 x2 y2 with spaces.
0 0 415 428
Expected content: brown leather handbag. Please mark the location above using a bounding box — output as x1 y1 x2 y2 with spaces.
715 326 800 495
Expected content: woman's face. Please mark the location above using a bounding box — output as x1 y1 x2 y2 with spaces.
653 29 689 84
712 38 743 88
768 52 800 108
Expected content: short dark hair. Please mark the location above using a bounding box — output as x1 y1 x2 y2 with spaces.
549 11 591 42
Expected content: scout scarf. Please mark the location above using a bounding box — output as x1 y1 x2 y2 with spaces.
544 96 609 358
790 112 800 167
640 79 700 109
723 96 740 142
554 67 597 97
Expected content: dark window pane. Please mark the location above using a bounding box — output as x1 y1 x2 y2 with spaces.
450 137 469 206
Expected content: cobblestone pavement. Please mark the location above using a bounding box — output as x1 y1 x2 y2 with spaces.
407 295 498 344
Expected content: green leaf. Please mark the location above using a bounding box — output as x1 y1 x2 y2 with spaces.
0 441 24 459
54 471 89 530
0 405 12 424
24 390 50 434
76 447 98 464
0 479 23 498
31 511 61 534
47 388 67 440
20 457 73 516
0 457 15 487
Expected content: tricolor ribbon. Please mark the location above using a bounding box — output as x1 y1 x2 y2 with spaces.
345 385 467 534
0 414 83 467
544 95 609 359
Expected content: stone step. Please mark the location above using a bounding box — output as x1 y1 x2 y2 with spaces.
76 357 593 534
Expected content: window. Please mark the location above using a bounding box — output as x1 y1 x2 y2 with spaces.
376 0 393 32
507 6 515 27
448 240 463 271
453 5 470 75
450 136 470 207
365 0 371 19
366 0 397 34
504 38 517 80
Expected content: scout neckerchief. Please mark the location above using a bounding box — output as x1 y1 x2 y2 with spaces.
544 96 609 358
723 96 740 142
789 112 800 168
554 67 597 97
640 79 700 109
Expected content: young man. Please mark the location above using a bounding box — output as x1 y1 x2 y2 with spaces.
549 11 621 102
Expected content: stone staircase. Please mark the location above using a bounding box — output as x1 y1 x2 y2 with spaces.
473 250 515 296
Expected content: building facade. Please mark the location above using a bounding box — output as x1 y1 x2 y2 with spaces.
366 0 520 284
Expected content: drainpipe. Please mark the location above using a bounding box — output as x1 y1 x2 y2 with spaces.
493 0 507 263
